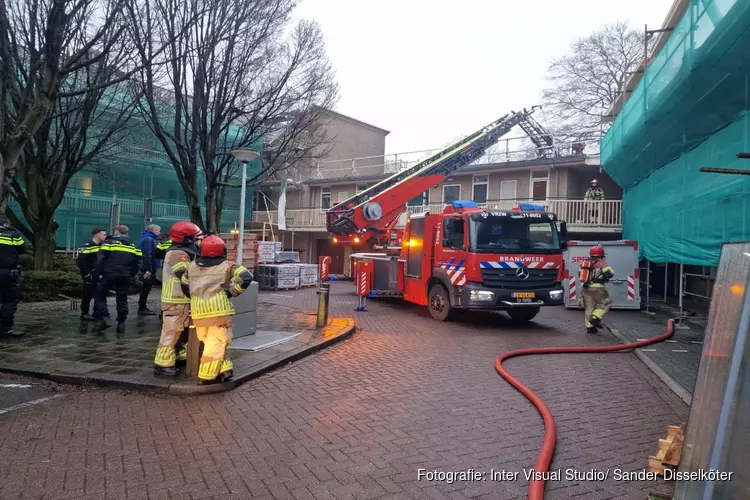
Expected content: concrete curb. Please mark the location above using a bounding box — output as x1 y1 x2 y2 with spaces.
0 318 356 396
608 328 693 406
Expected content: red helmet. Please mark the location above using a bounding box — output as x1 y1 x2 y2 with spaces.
170 221 202 244
200 235 226 257
590 245 605 258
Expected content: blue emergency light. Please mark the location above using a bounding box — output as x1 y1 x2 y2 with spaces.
518 203 545 211
452 200 479 209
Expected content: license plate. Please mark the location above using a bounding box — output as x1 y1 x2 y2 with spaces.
512 292 535 298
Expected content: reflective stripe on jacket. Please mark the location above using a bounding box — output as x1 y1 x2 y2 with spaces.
180 258 253 319
161 248 192 304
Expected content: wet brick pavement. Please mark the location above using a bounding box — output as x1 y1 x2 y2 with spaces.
0 294 351 393
0 282 689 500
605 309 703 398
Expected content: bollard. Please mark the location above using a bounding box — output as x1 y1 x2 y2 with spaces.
187 325 200 376
316 282 330 327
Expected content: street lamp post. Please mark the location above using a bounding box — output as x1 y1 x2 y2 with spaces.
230 148 260 264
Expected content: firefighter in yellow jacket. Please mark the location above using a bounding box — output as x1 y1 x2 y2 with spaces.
180 235 253 384
579 245 614 333
153 221 202 376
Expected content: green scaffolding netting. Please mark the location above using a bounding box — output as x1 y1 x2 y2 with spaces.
601 0 750 266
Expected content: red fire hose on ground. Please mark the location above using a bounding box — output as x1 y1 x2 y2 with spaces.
494 319 676 500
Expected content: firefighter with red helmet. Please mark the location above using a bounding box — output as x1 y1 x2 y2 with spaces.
578 245 614 333
180 235 253 384
153 221 202 376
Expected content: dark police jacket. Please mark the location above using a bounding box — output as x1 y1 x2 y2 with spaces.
75 240 101 276
0 224 26 272
96 235 142 279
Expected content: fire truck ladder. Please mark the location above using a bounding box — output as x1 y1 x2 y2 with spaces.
326 108 540 237
517 111 554 158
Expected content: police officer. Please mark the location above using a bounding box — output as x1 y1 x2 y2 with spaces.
580 245 614 333
180 235 253 384
0 214 26 337
93 225 142 332
76 228 107 320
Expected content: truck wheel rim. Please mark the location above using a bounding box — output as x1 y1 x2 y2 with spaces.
431 293 445 313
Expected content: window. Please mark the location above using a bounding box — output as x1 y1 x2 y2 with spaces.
443 218 465 250
321 187 331 209
500 180 517 200
408 191 430 206
356 184 368 194
337 191 349 203
469 218 560 253
442 184 461 204
530 170 548 201
472 175 488 203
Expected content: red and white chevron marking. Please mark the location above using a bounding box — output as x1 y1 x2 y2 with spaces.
448 268 466 286
528 261 557 269
357 272 367 296
568 278 576 301
627 275 635 300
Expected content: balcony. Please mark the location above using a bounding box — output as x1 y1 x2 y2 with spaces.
251 199 622 233
59 191 241 223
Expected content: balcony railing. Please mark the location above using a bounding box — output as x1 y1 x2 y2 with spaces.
252 199 622 231
59 191 240 223
305 137 601 181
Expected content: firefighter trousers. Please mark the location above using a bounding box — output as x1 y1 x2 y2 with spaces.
582 285 611 328
154 304 190 367
193 316 233 381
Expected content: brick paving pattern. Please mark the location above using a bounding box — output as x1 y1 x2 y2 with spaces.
605 309 703 395
0 282 689 499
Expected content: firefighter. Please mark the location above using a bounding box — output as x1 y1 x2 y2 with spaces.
579 245 614 333
0 214 26 337
93 225 142 332
76 228 107 320
584 179 604 200
180 235 253 384
153 221 202 376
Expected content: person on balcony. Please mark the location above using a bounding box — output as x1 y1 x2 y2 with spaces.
584 179 604 224
76 228 107 321
137 224 161 316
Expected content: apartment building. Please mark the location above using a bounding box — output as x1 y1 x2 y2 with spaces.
254 118 624 275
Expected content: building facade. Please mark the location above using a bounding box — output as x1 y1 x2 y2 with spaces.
254 124 623 276
601 0 750 309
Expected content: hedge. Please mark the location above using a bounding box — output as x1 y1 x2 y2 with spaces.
19 254 144 302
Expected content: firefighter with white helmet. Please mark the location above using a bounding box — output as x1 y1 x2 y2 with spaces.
153 221 202 376
578 245 614 333
180 235 253 384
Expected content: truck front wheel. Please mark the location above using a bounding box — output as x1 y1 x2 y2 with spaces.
506 307 541 324
428 284 454 321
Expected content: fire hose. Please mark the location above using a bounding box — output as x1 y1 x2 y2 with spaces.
494 319 676 500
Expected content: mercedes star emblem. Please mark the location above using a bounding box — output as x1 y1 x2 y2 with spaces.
516 266 530 280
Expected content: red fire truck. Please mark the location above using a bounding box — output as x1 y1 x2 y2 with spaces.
326 108 568 322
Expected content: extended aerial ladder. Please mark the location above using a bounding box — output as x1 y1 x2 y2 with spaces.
325 107 544 248
517 108 555 158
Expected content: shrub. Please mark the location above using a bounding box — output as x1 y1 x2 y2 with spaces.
20 271 84 302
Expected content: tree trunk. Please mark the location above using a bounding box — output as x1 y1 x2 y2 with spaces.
33 225 58 271
205 189 219 234
0 156 12 213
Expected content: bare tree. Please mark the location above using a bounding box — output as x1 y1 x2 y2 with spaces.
8 63 138 270
130 0 338 233
542 21 643 141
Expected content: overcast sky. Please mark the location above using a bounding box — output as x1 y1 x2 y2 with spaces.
291 0 675 155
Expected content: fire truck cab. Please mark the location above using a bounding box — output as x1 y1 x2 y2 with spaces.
358 201 568 322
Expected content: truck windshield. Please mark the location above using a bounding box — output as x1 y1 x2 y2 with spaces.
469 217 561 254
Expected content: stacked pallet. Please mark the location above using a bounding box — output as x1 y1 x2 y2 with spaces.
221 233 258 268
275 250 300 263
257 241 282 263
648 424 685 476
299 264 318 287
257 264 300 290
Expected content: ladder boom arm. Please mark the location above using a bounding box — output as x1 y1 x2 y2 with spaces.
326 108 539 236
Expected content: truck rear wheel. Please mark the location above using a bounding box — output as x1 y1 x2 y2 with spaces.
506 307 541 324
428 284 454 321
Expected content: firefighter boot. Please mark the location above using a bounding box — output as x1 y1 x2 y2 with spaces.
586 326 598 334
153 365 181 376
590 316 602 328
